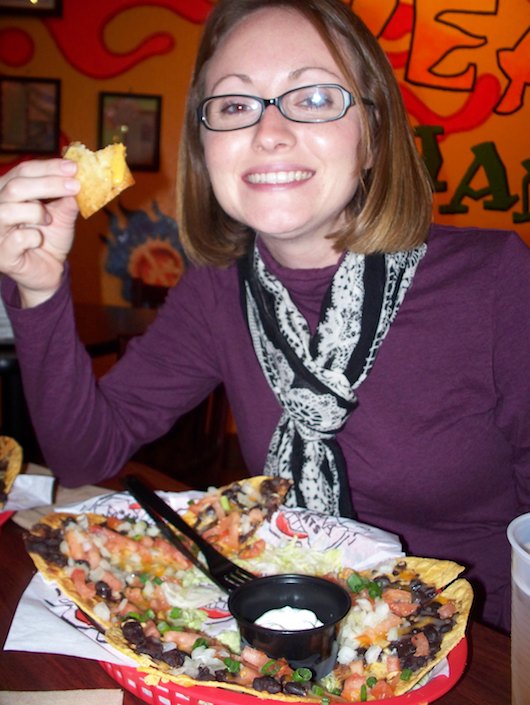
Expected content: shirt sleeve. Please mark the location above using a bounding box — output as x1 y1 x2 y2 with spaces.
492 232 530 512
1 266 223 487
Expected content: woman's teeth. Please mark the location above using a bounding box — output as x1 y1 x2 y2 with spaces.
246 170 312 184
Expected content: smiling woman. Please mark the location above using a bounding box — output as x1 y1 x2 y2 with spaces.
1 0 530 639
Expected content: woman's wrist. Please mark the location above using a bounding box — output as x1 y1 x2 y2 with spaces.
17 278 64 309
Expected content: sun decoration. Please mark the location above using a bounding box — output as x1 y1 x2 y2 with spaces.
101 201 187 303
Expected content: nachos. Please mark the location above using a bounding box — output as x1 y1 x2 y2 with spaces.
24 476 473 702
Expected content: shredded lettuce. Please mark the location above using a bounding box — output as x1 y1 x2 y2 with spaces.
239 538 343 576
216 629 241 654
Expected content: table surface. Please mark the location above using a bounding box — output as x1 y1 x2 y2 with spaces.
0 462 511 704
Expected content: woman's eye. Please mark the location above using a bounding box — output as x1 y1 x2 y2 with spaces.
220 99 254 115
297 91 333 111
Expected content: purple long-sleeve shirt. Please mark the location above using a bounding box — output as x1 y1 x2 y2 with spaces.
4 223 530 631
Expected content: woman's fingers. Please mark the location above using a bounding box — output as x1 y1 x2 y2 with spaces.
0 158 80 207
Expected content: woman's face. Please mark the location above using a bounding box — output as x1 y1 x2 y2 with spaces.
201 7 365 268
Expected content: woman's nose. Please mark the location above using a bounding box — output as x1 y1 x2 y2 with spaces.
251 105 296 151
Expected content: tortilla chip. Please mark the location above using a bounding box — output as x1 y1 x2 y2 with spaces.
105 624 323 703
0 436 23 509
398 555 465 589
25 512 112 629
393 577 473 695
183 475 292 553
63 141 135 218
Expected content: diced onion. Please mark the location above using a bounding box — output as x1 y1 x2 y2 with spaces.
93 601 111 623
365 644 382 664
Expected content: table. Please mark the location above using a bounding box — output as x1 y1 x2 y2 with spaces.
0 463 512 704
0 303 157 452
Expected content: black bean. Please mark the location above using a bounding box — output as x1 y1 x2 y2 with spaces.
196 666 213 680
162 648 186 668
283 681 310 696
122 619 146 645
95 581 112 599
253 676 282 694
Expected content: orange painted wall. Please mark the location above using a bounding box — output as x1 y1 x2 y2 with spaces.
1 0 529 306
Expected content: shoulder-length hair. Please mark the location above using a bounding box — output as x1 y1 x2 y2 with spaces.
177 0 433 266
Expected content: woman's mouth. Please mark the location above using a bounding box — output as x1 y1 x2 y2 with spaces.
245 170 313 185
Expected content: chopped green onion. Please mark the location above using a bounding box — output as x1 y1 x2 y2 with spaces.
223 657 241 674
152 576 163 585
346 571 382 598
220 495 231 513
367 582 383 599
311 685 325 697
144 608 156 621
192 637 209 650
157 621 170 634
292 667 312 682
321 698 330 705
169 607 183 619
400 668 413 681
366 676 377 688
139 573 149 584
124 611 142 621
261 660 280 676
346 572 364 592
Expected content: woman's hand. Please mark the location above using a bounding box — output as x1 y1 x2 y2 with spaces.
0 158 81 307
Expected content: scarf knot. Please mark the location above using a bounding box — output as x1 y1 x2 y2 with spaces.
239 241 426 517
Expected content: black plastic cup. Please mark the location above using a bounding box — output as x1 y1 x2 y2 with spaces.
228 574 351 680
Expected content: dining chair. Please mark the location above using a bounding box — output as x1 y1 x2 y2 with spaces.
120 278 233 489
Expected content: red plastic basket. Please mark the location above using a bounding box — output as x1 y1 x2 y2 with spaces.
100 636 467 705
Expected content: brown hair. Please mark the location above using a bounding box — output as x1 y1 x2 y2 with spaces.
177 0 433 266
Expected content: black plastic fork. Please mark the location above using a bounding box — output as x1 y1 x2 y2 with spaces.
124 475 256 592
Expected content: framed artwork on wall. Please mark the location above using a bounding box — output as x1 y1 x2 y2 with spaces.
0 77 61 154
0 0 62 16
98 92 162 172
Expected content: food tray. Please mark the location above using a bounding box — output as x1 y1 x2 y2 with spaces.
100 636 467 705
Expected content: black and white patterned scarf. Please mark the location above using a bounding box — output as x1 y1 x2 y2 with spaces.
238 241 426 518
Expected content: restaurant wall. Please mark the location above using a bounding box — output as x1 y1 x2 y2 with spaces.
1 0 529 306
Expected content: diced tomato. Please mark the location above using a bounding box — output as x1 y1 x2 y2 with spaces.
341 673 365 701
370 680 395 699
383 588 419 617
387 600 419 617
203 511 240 552
411 631 430 657
238 538 266 559
438 600 457 619
70 567 96 601
348 660 365 676
105 516 123 530
386 654 400 675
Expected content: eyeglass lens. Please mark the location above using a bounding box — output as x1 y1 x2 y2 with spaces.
202 84 349 130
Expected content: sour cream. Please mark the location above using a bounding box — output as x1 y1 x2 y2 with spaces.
255 605 323 631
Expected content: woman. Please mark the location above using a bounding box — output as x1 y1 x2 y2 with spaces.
1 0 529 632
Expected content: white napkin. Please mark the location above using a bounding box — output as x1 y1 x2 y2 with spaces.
3 573 137 666
4 475 55 511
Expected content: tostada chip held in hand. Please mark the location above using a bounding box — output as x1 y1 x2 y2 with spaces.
63 141 135 218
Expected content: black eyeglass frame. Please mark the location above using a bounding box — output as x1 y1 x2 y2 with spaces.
197 83 374 131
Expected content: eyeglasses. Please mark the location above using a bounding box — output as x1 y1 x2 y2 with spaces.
197 83 373 131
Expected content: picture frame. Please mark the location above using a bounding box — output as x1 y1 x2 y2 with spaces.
98 92 162 172
0 76 61 154
0 0 62 16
